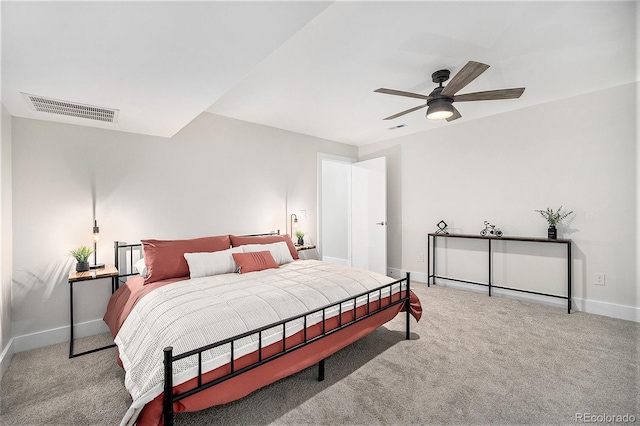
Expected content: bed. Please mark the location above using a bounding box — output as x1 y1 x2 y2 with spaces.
104 233 422 426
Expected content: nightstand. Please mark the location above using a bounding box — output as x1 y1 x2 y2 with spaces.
68 265 119 358
296 244 319 260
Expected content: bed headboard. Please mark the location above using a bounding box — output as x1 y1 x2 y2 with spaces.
113 241 144 286
114 230 281 287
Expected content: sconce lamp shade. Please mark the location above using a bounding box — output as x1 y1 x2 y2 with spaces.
290 214 298 238
426 98 454 120
90 220 105 269
93 220 100 241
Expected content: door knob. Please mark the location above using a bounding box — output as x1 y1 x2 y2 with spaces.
376 221 386 226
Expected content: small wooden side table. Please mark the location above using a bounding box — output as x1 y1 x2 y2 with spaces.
68 265 119 358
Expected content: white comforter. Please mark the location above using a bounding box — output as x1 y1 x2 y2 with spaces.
116 260 402 426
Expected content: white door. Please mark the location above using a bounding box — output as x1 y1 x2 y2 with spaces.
351 157 387 275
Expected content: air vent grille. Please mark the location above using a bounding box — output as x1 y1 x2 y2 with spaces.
388 123 406 130
22 93 119 123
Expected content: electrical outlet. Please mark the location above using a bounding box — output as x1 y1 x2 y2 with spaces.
595 273 605 286
418 253 424 263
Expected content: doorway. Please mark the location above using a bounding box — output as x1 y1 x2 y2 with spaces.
318 154 387 275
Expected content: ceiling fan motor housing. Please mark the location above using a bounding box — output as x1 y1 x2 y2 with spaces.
427 86 453 105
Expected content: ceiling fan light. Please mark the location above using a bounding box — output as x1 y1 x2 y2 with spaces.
426 100 454 120
427 109 454 120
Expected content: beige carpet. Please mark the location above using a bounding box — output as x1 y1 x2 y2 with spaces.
1 283 638 425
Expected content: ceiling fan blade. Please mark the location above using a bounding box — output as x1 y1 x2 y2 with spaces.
446 106 462 122
454 88 525 102
375 88 432 101
441 61 490 97
383 104 427 120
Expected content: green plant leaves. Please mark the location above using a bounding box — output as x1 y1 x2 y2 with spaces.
69 246 93 263
534 206 574 226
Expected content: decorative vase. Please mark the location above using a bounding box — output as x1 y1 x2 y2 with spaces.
548 225 557 240
76 261 90 272
297 237 304 246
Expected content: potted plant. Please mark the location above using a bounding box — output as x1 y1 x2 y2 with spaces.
69 246 93 272
295 230 306 246
534 206 573 239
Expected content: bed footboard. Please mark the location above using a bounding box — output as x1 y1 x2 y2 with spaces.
162 272 412 426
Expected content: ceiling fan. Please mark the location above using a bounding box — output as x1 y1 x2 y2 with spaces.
374 61 525 122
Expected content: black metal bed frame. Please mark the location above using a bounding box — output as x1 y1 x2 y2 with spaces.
113 238 412 426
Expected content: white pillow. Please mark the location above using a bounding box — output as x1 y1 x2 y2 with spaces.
134 257 147 278
241 241 294 265
184 247 244 278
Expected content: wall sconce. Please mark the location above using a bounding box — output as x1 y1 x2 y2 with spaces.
290 214 298 238
90 219 105 269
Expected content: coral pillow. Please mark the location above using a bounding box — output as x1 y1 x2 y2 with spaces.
232 251 279 274
230 234 299 260
142 235 231 284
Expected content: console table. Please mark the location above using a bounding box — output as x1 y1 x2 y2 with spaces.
427 233 572 313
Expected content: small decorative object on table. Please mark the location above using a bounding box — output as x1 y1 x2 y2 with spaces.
535 206 573 239
480 221 503 237
295 230 306 246
69 246 94 272
435 220 449 234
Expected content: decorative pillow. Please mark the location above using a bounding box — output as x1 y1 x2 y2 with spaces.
230 234 299 260
134 257 147 278
184 247 243 278
241 241 294 265
142 235 231 284
231 251 279 274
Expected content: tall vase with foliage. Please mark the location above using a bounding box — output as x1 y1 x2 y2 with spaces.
534 206 573 239
295 230 306 246
69 246 93 272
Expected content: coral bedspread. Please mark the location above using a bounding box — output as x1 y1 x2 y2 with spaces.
104 260 422 426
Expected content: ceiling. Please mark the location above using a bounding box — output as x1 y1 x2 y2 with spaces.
2 1 637 147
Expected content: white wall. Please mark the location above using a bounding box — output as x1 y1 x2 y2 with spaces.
1 103 13 372
10 113 357 346
361 82 638 320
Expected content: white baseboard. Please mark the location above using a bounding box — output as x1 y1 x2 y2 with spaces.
0 337 15 379
13 319 110 354
1 319 110 379
571 297 640 322
322 256 350 266
387 267 425 283
388 267 639 323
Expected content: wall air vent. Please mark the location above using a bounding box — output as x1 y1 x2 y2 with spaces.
21 93 119 123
